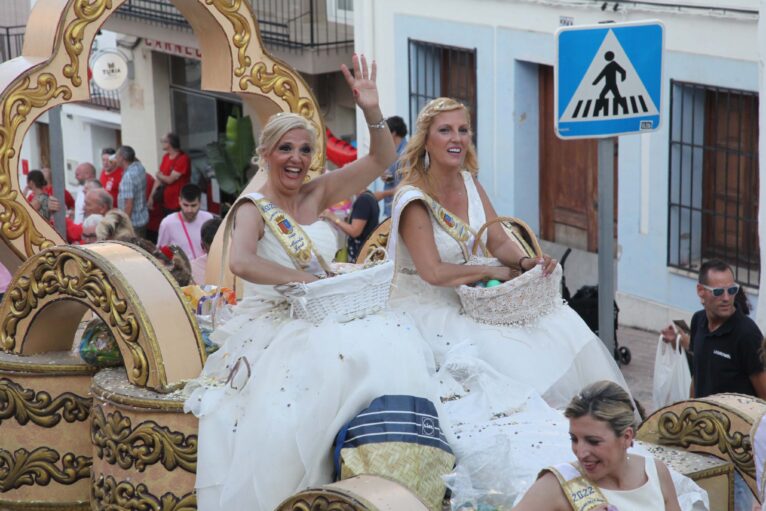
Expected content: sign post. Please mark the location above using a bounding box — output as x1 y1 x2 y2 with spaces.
555 20 664 358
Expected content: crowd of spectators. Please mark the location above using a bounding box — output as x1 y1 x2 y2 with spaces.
16 133 222 288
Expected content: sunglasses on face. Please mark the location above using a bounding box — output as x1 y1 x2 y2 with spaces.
701 283 740 297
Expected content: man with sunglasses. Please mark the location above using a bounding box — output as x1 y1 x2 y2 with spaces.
662 259 766 399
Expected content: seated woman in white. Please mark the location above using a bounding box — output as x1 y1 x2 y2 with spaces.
514 380 683 511
184 56 439 511
388 96 630 410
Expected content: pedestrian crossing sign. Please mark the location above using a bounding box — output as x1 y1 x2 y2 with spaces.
555 20 664 139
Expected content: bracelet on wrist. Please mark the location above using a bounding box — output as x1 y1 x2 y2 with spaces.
368 119 388 129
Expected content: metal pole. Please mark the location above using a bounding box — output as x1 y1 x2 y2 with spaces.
47 106 67 237
598 137 616 356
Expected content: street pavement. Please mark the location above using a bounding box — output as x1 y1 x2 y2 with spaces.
617 325 660 417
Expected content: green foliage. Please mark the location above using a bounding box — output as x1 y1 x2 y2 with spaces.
206 113 256 196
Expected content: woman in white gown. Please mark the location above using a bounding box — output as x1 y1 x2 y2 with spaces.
184 56 439 511
388 97 629 409
385 97 708 509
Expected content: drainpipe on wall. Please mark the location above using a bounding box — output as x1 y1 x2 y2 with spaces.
353 0 375 161
756 0 766 330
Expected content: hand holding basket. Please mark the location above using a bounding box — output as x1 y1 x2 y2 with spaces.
456 217 562 326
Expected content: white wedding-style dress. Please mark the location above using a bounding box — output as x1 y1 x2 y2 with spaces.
184 206 440 511
389 171 630 409
387 172 709 509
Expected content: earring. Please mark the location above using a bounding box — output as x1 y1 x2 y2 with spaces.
423 151 430 171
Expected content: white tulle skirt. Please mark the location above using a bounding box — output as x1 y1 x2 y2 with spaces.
184 298 440 511
390 272 630 409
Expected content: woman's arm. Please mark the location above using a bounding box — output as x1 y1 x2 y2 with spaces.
310 55 397 210
512 472 569 511
399 201 514 287
228 203 319 285
321 211 367 238
474 177 557 275
656 460 681 511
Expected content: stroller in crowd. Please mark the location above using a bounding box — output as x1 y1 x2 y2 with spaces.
560 248 631 366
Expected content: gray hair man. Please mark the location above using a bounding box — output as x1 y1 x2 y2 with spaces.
114 145 148 237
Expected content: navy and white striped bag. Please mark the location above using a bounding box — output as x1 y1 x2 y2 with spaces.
333 395 455 511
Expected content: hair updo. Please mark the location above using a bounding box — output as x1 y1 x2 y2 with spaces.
254 113 317 171
564 380 637 436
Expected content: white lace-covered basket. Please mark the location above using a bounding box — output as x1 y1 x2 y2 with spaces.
456 217 563 325
275 249 393 324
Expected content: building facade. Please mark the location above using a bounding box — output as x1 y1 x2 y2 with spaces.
354 0 762 329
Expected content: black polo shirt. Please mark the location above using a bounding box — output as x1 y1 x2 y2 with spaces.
691 308 764 398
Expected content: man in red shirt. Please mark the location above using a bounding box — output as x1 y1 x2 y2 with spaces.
99 148 123 207
148 132 190 216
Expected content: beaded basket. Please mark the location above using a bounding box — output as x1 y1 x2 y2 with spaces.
456 217 563 325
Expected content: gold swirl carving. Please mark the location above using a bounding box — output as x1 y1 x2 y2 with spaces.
0 249 149 385
0 378 91 428
91 407 197 473
62 0 113 86
205 0 252 76
0 447 91 491
240 62 316 118
240 62 322 172
0 74 70 256
91 475 196 511
281 495 363 511
658 407 754 477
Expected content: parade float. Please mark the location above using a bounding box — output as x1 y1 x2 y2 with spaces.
0 1 763 510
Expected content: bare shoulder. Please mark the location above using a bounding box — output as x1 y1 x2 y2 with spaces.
513 471 569 511
653 458 682 510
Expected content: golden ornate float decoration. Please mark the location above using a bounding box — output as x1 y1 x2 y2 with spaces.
0 242 205 392
91 475 196 511
91 407 197 473
637 392 766 498
0 378 90 428
0 446 91 492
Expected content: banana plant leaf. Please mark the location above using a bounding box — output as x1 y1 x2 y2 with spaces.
206 114 256 196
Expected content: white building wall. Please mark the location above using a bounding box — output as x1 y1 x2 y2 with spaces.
119 45 172 176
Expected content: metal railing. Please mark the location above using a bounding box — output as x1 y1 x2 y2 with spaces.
0 26 121 111
0 26 25 62
115 0 353 52
667 80 760 287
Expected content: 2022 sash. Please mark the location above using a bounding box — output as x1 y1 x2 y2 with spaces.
542 463 610 511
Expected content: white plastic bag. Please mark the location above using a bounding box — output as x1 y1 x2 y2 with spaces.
652 332 692 410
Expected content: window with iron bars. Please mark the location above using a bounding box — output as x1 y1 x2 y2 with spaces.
408 39 477 143
667 80 759 287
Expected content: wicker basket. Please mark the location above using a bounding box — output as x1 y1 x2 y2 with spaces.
456 217 563 325
275 249 393 324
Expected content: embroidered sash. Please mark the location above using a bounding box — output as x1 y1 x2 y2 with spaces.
249 196 331 274
396 185 481 260
541 463 610 511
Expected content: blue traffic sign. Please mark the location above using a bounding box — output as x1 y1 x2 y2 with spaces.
555 20 664 139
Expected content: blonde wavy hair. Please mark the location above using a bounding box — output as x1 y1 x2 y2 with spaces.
254 112 317 171
399 97 479 197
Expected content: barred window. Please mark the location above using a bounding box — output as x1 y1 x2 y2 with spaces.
667 81 759 287
408 39 477 141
